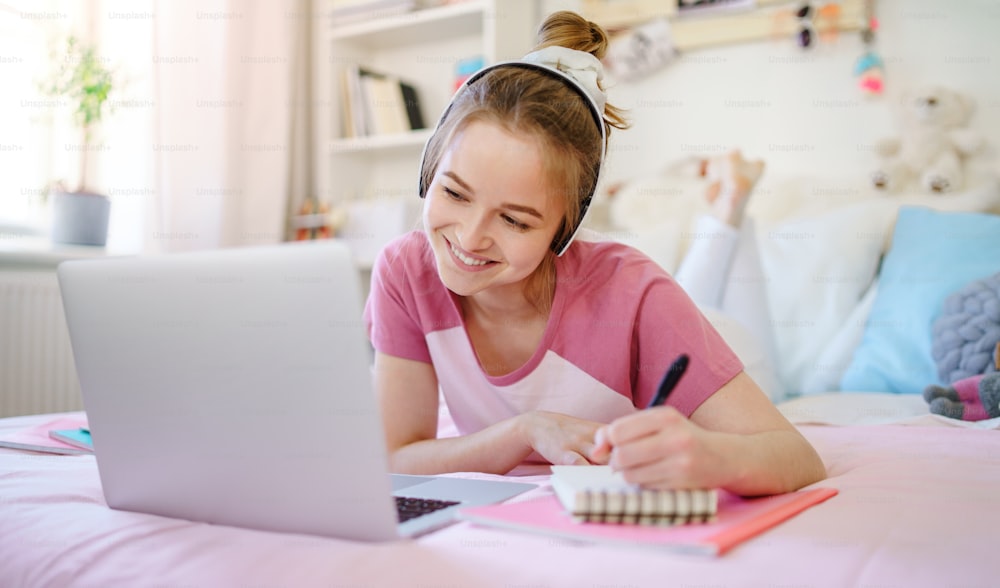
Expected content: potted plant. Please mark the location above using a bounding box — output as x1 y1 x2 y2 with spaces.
41 35 116 246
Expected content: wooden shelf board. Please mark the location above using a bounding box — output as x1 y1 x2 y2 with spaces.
585 0 865 51
330 1 485 49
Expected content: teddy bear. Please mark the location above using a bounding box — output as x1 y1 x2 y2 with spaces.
871 84 983 194
924 372 1000 421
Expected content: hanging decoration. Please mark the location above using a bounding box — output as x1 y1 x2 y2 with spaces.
854 0 884 95
792 2 842 49
603 17 679 82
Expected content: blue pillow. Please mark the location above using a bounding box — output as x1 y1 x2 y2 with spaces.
840 206 1000 393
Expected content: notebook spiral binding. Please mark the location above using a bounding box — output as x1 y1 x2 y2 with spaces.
572 488 718 525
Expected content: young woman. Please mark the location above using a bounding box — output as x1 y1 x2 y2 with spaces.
364 11 825 495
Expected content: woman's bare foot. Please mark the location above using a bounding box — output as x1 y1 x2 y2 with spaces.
702 150 765 227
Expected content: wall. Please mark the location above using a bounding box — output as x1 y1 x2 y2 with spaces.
542 0 1000 188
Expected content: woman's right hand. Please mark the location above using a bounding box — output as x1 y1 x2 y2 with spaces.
517 411 610 466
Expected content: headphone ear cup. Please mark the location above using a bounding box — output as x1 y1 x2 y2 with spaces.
417 141 431 199
550 192 594 256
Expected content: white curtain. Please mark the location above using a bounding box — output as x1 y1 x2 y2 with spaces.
143 0 310 252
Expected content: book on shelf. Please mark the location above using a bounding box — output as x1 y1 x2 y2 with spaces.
340 65 426 139
453 55 484 91
0 415 93 456
458 465 838 556
360 71 410 135
398 82 425 131
339 65 365 138
550 465 718 524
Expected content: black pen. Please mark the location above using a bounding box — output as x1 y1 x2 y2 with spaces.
647 354 689 409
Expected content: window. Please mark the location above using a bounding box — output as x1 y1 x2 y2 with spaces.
0 0 152 253
0 0 70 230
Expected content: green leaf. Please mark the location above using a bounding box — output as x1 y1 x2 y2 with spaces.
40 35 117 134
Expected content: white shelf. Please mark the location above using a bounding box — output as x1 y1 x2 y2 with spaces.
310 0 537 247
329 1 486 49
329 128 434 154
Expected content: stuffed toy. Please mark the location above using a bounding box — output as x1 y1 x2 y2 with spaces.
871 84 983 194
924 372 1000 421
926 272 1000 421
931 272 1000 383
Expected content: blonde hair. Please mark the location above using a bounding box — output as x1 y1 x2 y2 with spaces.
420 10 629 313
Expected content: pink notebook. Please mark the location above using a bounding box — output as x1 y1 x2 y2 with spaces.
459 487 838 556
0 416 91 455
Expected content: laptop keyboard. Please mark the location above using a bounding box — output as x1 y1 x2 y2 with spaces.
395 496 460 522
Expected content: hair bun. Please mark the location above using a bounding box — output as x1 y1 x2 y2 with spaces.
587 21 608 57
535 10 608 59
531 11 628 132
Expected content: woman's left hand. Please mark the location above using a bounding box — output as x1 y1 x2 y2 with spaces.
590 406 736 490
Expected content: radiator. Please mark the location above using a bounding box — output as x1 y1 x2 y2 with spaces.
0 272 83 417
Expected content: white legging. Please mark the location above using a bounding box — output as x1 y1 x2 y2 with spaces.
675 216 783 400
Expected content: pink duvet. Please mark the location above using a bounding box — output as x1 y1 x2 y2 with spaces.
0 411 995 587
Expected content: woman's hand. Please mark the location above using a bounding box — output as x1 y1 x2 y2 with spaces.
518 411 611 467
376 351 616 474
590 372 827 495
590 406 733 490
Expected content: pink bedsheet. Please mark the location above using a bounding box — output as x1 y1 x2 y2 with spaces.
0 411 995 587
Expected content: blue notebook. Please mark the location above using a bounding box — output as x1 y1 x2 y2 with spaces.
48 428 94 452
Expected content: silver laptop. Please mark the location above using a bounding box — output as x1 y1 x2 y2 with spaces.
57 240 534 541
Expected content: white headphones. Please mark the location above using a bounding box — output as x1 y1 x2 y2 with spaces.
417 47 608 256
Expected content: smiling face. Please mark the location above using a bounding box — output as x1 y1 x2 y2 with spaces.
422 120 565 303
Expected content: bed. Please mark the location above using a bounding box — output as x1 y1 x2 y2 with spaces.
3 168 999 586
1 397 998 587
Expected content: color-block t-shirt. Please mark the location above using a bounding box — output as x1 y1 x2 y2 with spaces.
364 231 742 437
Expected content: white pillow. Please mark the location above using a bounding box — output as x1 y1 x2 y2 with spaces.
758 201 891 395
799 279 879 395
699 306 785 402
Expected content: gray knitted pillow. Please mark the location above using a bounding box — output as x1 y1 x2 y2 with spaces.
932 272 1000 384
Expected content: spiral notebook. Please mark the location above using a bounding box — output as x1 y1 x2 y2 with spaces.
551 465 717 524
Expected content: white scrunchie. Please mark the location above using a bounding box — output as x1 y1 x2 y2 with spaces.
521 46 607 116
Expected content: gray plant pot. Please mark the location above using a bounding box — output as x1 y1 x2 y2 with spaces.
51 190 111 246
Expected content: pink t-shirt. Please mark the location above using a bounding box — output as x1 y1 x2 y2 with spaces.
364 231 742 437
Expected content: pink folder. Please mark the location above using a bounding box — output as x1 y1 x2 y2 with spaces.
459 487 838 556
